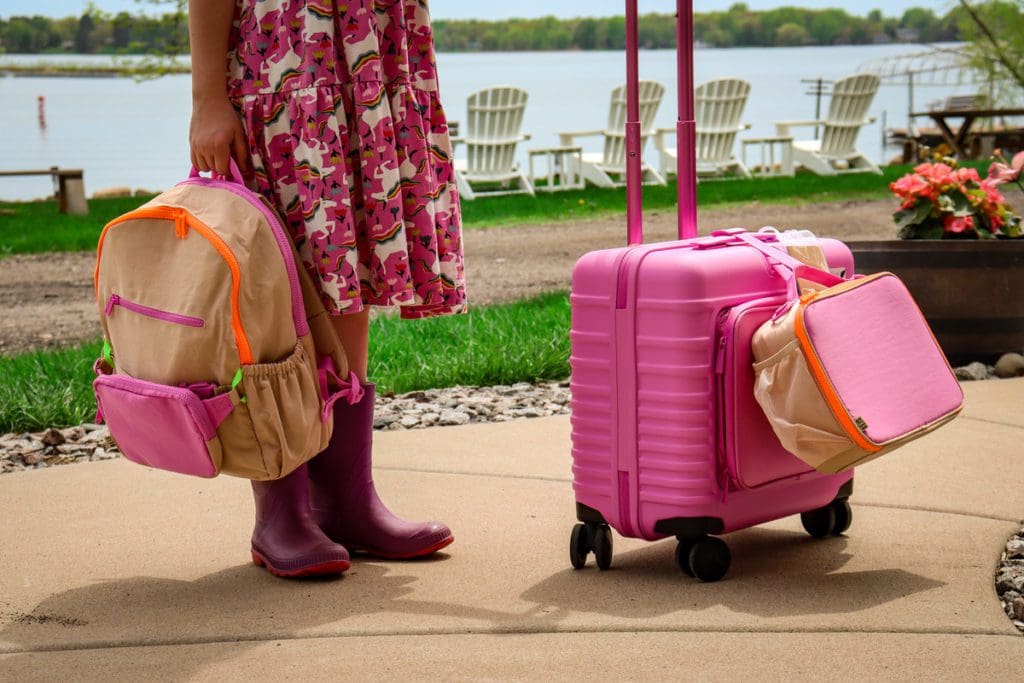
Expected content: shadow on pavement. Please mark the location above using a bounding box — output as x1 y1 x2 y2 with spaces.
521 526 945 623
1 526 944 676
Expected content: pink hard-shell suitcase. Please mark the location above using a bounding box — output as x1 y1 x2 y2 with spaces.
568 0 854 582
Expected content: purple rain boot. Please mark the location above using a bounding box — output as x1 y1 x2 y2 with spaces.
308 383 454 559
250 463 351 578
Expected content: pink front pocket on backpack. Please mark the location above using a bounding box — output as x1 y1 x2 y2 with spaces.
94 373 230 477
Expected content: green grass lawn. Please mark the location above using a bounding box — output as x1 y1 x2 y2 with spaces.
0 292 572 434
0 163 960 256
0 194 148 256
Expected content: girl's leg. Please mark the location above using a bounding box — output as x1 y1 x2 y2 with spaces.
330 307 370 382
308 306 453 559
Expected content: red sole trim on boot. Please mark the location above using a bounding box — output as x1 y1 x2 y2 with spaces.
251 551 350 578
351 534 455 560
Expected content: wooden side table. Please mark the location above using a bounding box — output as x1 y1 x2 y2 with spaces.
741 136 794 177
528 146 584 192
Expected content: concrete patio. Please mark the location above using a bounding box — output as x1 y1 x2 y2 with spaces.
1 378 1021 680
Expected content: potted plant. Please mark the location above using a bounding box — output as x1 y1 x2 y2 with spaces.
850 154 1024 365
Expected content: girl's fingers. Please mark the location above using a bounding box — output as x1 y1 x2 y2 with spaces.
231 128 249 174
213 146 231 177
197 151 213 174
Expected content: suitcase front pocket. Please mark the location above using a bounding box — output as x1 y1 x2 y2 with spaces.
94 372 229 478
718 300 815 490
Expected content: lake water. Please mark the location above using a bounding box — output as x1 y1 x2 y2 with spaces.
0 45 974 201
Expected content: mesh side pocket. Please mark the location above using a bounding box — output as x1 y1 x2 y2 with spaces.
752 339 860 470
219 335 328 480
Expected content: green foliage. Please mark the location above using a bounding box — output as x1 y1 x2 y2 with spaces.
0 194 148 256
439 8 940 51
0 0 188 62
775 22 809 47
957 1 1024 105
0 293 573 433
0 5 967 55
369 292 571 395
0 340 104 433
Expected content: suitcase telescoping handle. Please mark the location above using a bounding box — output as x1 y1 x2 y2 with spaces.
625 0 698 245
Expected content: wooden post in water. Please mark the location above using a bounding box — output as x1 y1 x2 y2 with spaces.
37 96 46 130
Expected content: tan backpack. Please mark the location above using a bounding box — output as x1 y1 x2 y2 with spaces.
93 164 361 480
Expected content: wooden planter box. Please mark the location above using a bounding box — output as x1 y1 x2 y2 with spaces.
850 240 1024 365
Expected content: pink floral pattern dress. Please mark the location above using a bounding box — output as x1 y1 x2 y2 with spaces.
227 0 466 319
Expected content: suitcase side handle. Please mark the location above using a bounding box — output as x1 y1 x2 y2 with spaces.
624 0 697 245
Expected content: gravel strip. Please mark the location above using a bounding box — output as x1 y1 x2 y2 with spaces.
997 528 1024 635
3 352 1021 473
0 380 571 475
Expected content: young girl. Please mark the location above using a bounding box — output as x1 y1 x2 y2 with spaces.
188 0 466 578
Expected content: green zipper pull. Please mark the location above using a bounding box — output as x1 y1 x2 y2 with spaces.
231 368 246 403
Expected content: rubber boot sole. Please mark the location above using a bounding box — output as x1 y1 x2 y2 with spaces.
251 550 350 578
348 534 454 560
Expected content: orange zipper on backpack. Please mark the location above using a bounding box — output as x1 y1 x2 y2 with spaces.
95 206 254 366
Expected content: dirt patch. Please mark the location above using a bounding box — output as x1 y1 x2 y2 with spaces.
0 198 898 356
464 197 897 307
0 252 99 356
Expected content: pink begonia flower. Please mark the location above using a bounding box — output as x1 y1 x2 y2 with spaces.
987 151 1024 185
891 173 930 201
981 179 1005 205
943 214 974 234
914 162 953 184
953 167 981 184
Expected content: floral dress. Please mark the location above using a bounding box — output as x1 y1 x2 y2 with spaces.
227 0 466 319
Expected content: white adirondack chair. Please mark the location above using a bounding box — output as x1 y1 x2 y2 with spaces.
654 77 752 179
774 73 882 175
451 86 533 200
558 80 667 188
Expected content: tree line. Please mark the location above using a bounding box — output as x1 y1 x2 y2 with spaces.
0 4 987 55
0 9 186 55
434 6 969 52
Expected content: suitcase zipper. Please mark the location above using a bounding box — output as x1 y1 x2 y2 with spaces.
714 308 734 501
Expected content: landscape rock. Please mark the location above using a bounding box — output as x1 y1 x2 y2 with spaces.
954 362 990 381
994 353 1024 379
1013 598 1024 622
439 409 470 426
40 429 66 447
996 527 1024 636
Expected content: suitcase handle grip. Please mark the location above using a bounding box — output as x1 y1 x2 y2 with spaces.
625 0 697 245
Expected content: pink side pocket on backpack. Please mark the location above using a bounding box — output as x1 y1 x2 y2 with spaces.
93 373 232 478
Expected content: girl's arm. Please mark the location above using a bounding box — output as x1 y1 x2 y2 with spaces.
188 0 248 175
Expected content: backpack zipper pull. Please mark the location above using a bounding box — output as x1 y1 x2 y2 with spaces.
174 210 189 239
104 294 120 317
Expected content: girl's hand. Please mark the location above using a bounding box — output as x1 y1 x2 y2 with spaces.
189 95 249 177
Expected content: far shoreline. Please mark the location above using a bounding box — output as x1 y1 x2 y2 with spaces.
0 65 190 78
